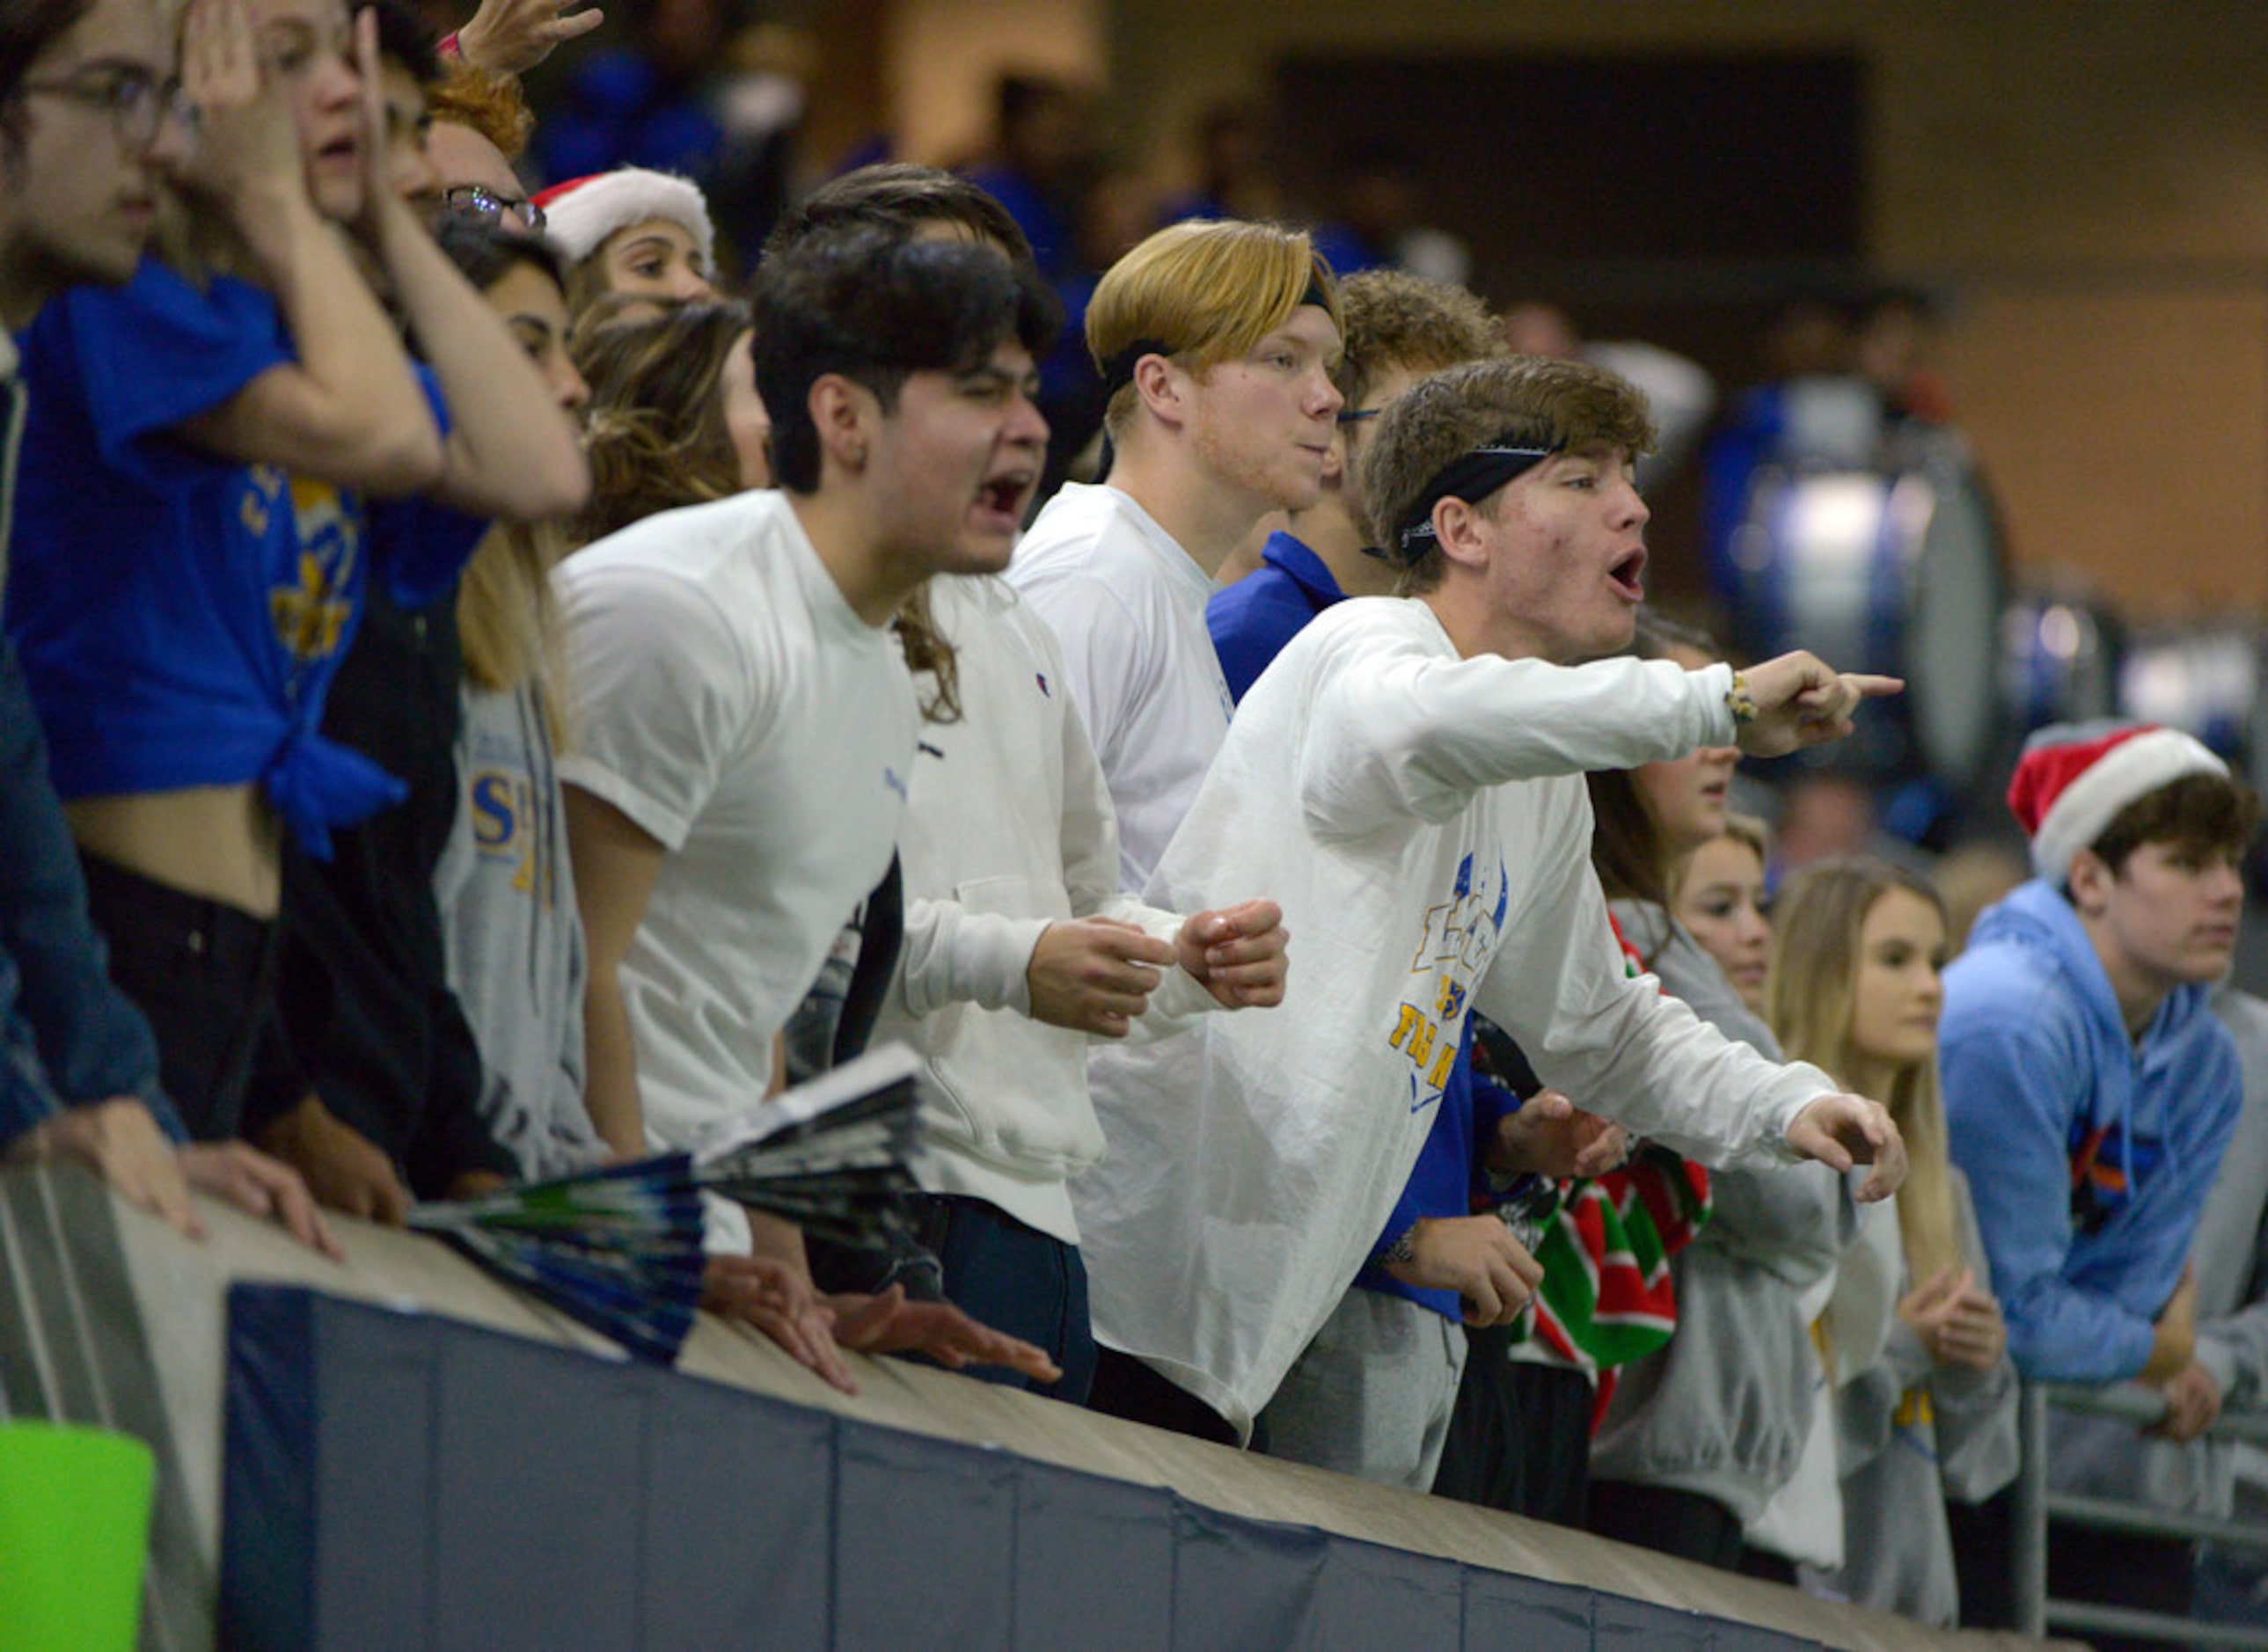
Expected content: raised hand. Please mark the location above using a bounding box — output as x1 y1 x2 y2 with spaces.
1733 651 1903 758
1174 898 1288 1010
1784 1092 1906 1202
453 0 605 76
1025 917 1172 1038
172 0 304 211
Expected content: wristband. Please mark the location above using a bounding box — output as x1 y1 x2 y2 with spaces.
1725 669 1758 724
1377 1224 1418 1267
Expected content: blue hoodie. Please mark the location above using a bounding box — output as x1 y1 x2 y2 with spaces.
1940 880 2241 1383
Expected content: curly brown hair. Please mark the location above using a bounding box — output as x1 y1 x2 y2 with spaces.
1331 270 1503 412
426 60 533 157
1364 355 1657 596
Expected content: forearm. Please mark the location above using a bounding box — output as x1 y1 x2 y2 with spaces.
1306 653 1735 829
896 895 1049 1020
580 969 646 1159
2143 1311 2197 1385
0 1003 66 1154
230 188 439 490
369 198 588 521
2002 1279 2159 1383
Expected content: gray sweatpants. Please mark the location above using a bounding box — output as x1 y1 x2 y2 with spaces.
1258 1288 1467 1491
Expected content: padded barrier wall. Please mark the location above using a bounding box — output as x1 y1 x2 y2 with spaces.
221 1283 1823 1652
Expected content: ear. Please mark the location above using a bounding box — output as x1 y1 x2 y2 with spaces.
807 372 877 477
1430 494 1491 573
1130 353 1189 431
2065 846 2114 917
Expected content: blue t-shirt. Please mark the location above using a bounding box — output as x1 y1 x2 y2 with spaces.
7 259 457 859
1206 530 1348 703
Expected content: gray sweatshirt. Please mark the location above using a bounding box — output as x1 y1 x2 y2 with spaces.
1815 1168 2019 1626
435 682 606 1181
1587 901 1856 1524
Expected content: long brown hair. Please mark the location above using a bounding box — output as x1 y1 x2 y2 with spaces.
1767 856 1961 1285
1589 611 1724 933
568 300 752 546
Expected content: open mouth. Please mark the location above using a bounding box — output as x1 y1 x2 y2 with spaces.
974 471 1033 528
316 135 359 169
1607 548 1647 601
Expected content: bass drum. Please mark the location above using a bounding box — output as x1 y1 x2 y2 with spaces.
1720 453 2007 790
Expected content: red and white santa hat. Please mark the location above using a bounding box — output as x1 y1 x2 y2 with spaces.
2008 720 2228 882
530 167 715 271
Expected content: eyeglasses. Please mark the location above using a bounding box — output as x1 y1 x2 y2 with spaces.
441 183 546 233
19 67 195 152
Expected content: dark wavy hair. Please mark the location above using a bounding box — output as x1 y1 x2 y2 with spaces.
764 162 1032 267
751 225 1057 495
0 0 90 155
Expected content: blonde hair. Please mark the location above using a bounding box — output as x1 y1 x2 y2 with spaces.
457 521 574 742
1086 218 1339 438
1767 857 1961 1285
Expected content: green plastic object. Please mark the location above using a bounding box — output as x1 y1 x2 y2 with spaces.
0 1422 156 1651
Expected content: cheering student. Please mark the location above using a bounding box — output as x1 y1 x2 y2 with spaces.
1077 355 1907 1447
558 227 1064 1393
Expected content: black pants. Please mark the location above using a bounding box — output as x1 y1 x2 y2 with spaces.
79 853 278 1142
1430 1328 1592 1527
1586 1481 1745 1573
1087 1347 1255 1450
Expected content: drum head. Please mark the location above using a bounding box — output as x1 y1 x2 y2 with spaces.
1901 466 2004 789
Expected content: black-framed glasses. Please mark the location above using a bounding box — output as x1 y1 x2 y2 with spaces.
19 67 194 152
441 183 546 233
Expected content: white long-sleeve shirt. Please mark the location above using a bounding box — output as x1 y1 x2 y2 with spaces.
876 574 1214 1244
1074 596 1833 1438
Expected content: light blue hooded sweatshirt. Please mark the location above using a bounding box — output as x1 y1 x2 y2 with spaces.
1940 880 2241 1383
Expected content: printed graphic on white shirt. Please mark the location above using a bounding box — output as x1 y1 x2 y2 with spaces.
1389 850 1508 1114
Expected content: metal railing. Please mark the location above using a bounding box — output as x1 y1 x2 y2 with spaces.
2016 1381 2268 1647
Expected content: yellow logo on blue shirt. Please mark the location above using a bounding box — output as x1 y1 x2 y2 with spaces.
262 470 360 664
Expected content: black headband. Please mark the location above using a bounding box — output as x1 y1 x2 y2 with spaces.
1094 276 1333 400
1099 336 1172 399
1393 440 1561 562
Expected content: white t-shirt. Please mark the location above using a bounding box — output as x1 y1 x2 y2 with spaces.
876 574 1212 1245
1005 482 1235 892
1075 596 1835 1438
554 491 916 1151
